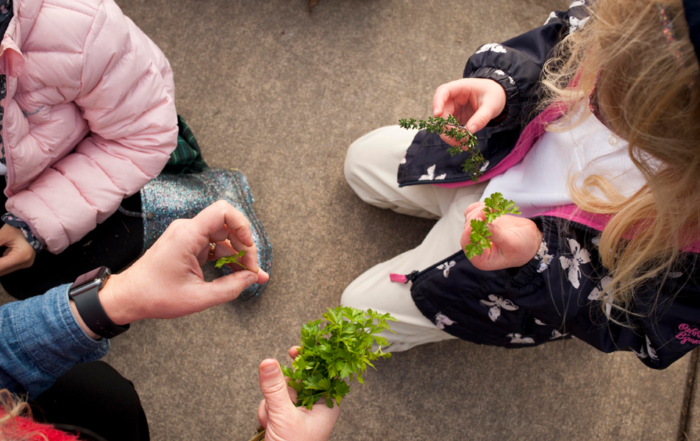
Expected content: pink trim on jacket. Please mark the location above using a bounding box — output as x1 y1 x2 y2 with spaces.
429 102 700 252
541 205 700 253
433 104 564 189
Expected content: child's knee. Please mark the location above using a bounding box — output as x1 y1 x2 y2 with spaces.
343 135 372 190
340 284 363 310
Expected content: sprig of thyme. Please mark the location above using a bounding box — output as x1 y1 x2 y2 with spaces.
215 249 248 270
464 192 521 259
281 306 395 410
399 115 483 181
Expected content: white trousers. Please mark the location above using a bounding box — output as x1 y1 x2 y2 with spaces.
341 126 487 352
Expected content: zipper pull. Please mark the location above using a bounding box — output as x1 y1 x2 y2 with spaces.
389 270 420 284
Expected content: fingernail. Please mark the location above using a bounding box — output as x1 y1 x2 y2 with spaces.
434 107 439 115
246 274 257 286
468 125 477 133
262 362 278 375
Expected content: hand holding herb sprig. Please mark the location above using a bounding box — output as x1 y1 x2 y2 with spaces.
399 115 485 181
215 249 248 270
463 193 521 259
282 306 395 410
249 307 395 441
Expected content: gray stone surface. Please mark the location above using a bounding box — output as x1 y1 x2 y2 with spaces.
686 355 699 440
0 0 694 439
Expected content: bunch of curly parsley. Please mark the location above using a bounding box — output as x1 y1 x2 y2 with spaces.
281 306 395 410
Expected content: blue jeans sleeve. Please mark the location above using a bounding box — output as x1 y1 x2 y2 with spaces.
0 284 110 398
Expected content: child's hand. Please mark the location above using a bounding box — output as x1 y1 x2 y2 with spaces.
432 79 506 146
461 202 542 271
0 224 36 276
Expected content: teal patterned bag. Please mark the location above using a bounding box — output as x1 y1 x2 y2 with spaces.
140 168 272 301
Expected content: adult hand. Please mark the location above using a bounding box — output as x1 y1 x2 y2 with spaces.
461 202 542 271
0 224 36 276
257 347 340 441
97 200 270 326
432 78 507 146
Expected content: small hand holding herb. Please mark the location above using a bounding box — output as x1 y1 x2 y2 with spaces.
461 194 543 271
251 307 395 441
463 193 521 259
398 79 507 181
399 115 484 181
215 249 248 270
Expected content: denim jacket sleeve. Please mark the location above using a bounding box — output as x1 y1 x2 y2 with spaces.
0 284 110 398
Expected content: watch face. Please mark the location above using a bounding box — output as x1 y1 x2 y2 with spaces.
71 267 111 296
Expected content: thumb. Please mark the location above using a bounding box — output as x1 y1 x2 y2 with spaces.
208 270 258 303
465 101 499 134
487 221 506 247
258 359 295 415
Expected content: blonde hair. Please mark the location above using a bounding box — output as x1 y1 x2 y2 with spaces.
540 0 700 321
0 389 47 441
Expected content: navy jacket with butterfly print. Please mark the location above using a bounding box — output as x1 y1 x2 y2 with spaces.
401 1 700 369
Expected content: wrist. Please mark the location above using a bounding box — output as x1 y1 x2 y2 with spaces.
98 273 139 326
70 299 100 339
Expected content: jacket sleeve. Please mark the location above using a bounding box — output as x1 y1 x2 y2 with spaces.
508 216 700 370
0 285 109 398
5 0 177 254
463 2 590 130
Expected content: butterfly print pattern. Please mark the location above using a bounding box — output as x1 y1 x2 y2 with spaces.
479 160 490 173
534 239 554 273
434 313 456 330
550 330 568 340
588 275 613 317
437 261 456 278
559 238 591 288
476 43 507 54
507 333 535 344
480 294 519 322
645 335 658 361
419 164 446 181
544 11 558 25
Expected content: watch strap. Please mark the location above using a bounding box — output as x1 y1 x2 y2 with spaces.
71 284 130 339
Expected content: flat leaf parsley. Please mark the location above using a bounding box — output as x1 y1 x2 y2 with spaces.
215 249 248 270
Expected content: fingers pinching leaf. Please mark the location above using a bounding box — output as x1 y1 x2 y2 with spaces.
215 249 248 270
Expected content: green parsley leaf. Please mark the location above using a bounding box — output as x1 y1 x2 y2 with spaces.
214 249 248 270
464 192 521 259
283 306 396 410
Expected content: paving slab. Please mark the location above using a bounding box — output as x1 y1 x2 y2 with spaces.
0 0 693 439
685 353 699 440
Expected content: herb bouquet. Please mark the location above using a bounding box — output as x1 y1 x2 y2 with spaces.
248 306 396 441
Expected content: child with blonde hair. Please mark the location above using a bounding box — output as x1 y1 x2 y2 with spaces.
342 0 700 368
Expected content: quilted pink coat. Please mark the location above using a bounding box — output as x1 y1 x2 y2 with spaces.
1 0 177 253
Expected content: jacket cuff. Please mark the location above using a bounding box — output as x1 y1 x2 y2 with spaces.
1 213 43 252
465 66 521 130
12 285 110 396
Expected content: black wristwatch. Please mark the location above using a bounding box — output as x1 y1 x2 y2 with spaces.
69 267 130 339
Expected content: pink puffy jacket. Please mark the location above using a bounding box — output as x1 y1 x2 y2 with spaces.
1 0 177 253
